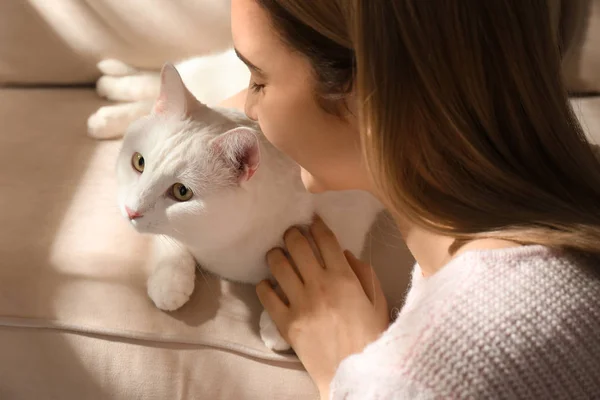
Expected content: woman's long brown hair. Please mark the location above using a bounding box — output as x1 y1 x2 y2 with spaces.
257 0 600 254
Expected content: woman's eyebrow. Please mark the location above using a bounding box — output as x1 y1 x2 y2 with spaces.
234 48 266 75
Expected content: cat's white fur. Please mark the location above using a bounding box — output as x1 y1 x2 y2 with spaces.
89 49 250 139
116 65 383 351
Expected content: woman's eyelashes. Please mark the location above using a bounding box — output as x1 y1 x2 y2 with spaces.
249 80 265 93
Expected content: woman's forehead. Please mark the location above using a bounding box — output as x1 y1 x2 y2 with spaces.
231 0 275 53
231 0 301 75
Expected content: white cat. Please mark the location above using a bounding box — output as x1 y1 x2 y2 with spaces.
89 49 250 139
116 64 383 351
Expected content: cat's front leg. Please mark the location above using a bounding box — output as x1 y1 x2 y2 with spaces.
95 59 161 102
87 58 160 139
88 101 153 139
147 236 197 311
259 309 291 351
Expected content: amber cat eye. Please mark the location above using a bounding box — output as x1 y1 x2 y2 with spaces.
132 152 145 173
172 183 193 202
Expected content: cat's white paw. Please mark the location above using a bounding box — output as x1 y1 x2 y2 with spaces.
260 309 291 351
147 266 195 311
97 59 139 77
87 102 153 140
96 74 161 102
87 105 130 139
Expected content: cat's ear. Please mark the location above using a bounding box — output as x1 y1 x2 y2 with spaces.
212 127 260 182
152 63 200 118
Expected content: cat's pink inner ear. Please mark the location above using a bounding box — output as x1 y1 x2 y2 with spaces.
152 63 191 117
242 140 260 181
152 93 168 115
214 127 261 182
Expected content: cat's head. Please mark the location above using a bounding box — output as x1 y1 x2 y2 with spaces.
116 64 260 238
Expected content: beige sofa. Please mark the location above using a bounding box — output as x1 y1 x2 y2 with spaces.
0 1 598 399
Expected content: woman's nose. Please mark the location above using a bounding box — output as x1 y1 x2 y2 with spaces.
244 95 258 121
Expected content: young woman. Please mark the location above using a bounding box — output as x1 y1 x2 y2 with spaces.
223 0 600 398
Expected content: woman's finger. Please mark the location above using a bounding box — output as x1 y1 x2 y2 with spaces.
284 227 324 281
267 248 304 303
309 216 348 271
256 279 289 326
344 250 388 313
270 278 290 305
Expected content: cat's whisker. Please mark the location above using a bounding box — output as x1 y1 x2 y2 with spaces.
170 227 186 237
197 267 218 298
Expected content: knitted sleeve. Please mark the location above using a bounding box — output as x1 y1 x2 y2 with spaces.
329 246 600 399
330 350 437 400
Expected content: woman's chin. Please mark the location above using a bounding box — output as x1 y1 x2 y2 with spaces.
300 168 328 193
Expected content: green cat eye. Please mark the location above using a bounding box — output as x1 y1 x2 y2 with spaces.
132 152 145 173
172 183 193 202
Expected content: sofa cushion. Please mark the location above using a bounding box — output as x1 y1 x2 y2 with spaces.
0 0 233 85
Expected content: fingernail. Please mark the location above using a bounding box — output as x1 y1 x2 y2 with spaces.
256 280 267 291
284 226 299 237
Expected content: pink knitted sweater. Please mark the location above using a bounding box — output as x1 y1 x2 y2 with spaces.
330 246 600 399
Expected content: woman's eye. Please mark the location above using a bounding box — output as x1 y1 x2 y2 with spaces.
132 152 145 173
171 183 193 202
249 81 265 93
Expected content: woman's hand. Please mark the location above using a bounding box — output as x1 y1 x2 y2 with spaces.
256 217 390 399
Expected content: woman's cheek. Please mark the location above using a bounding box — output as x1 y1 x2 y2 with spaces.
257 115 288 152
258 107 295 153
259 89 316 160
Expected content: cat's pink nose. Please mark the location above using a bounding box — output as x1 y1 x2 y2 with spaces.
125 206 143 220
